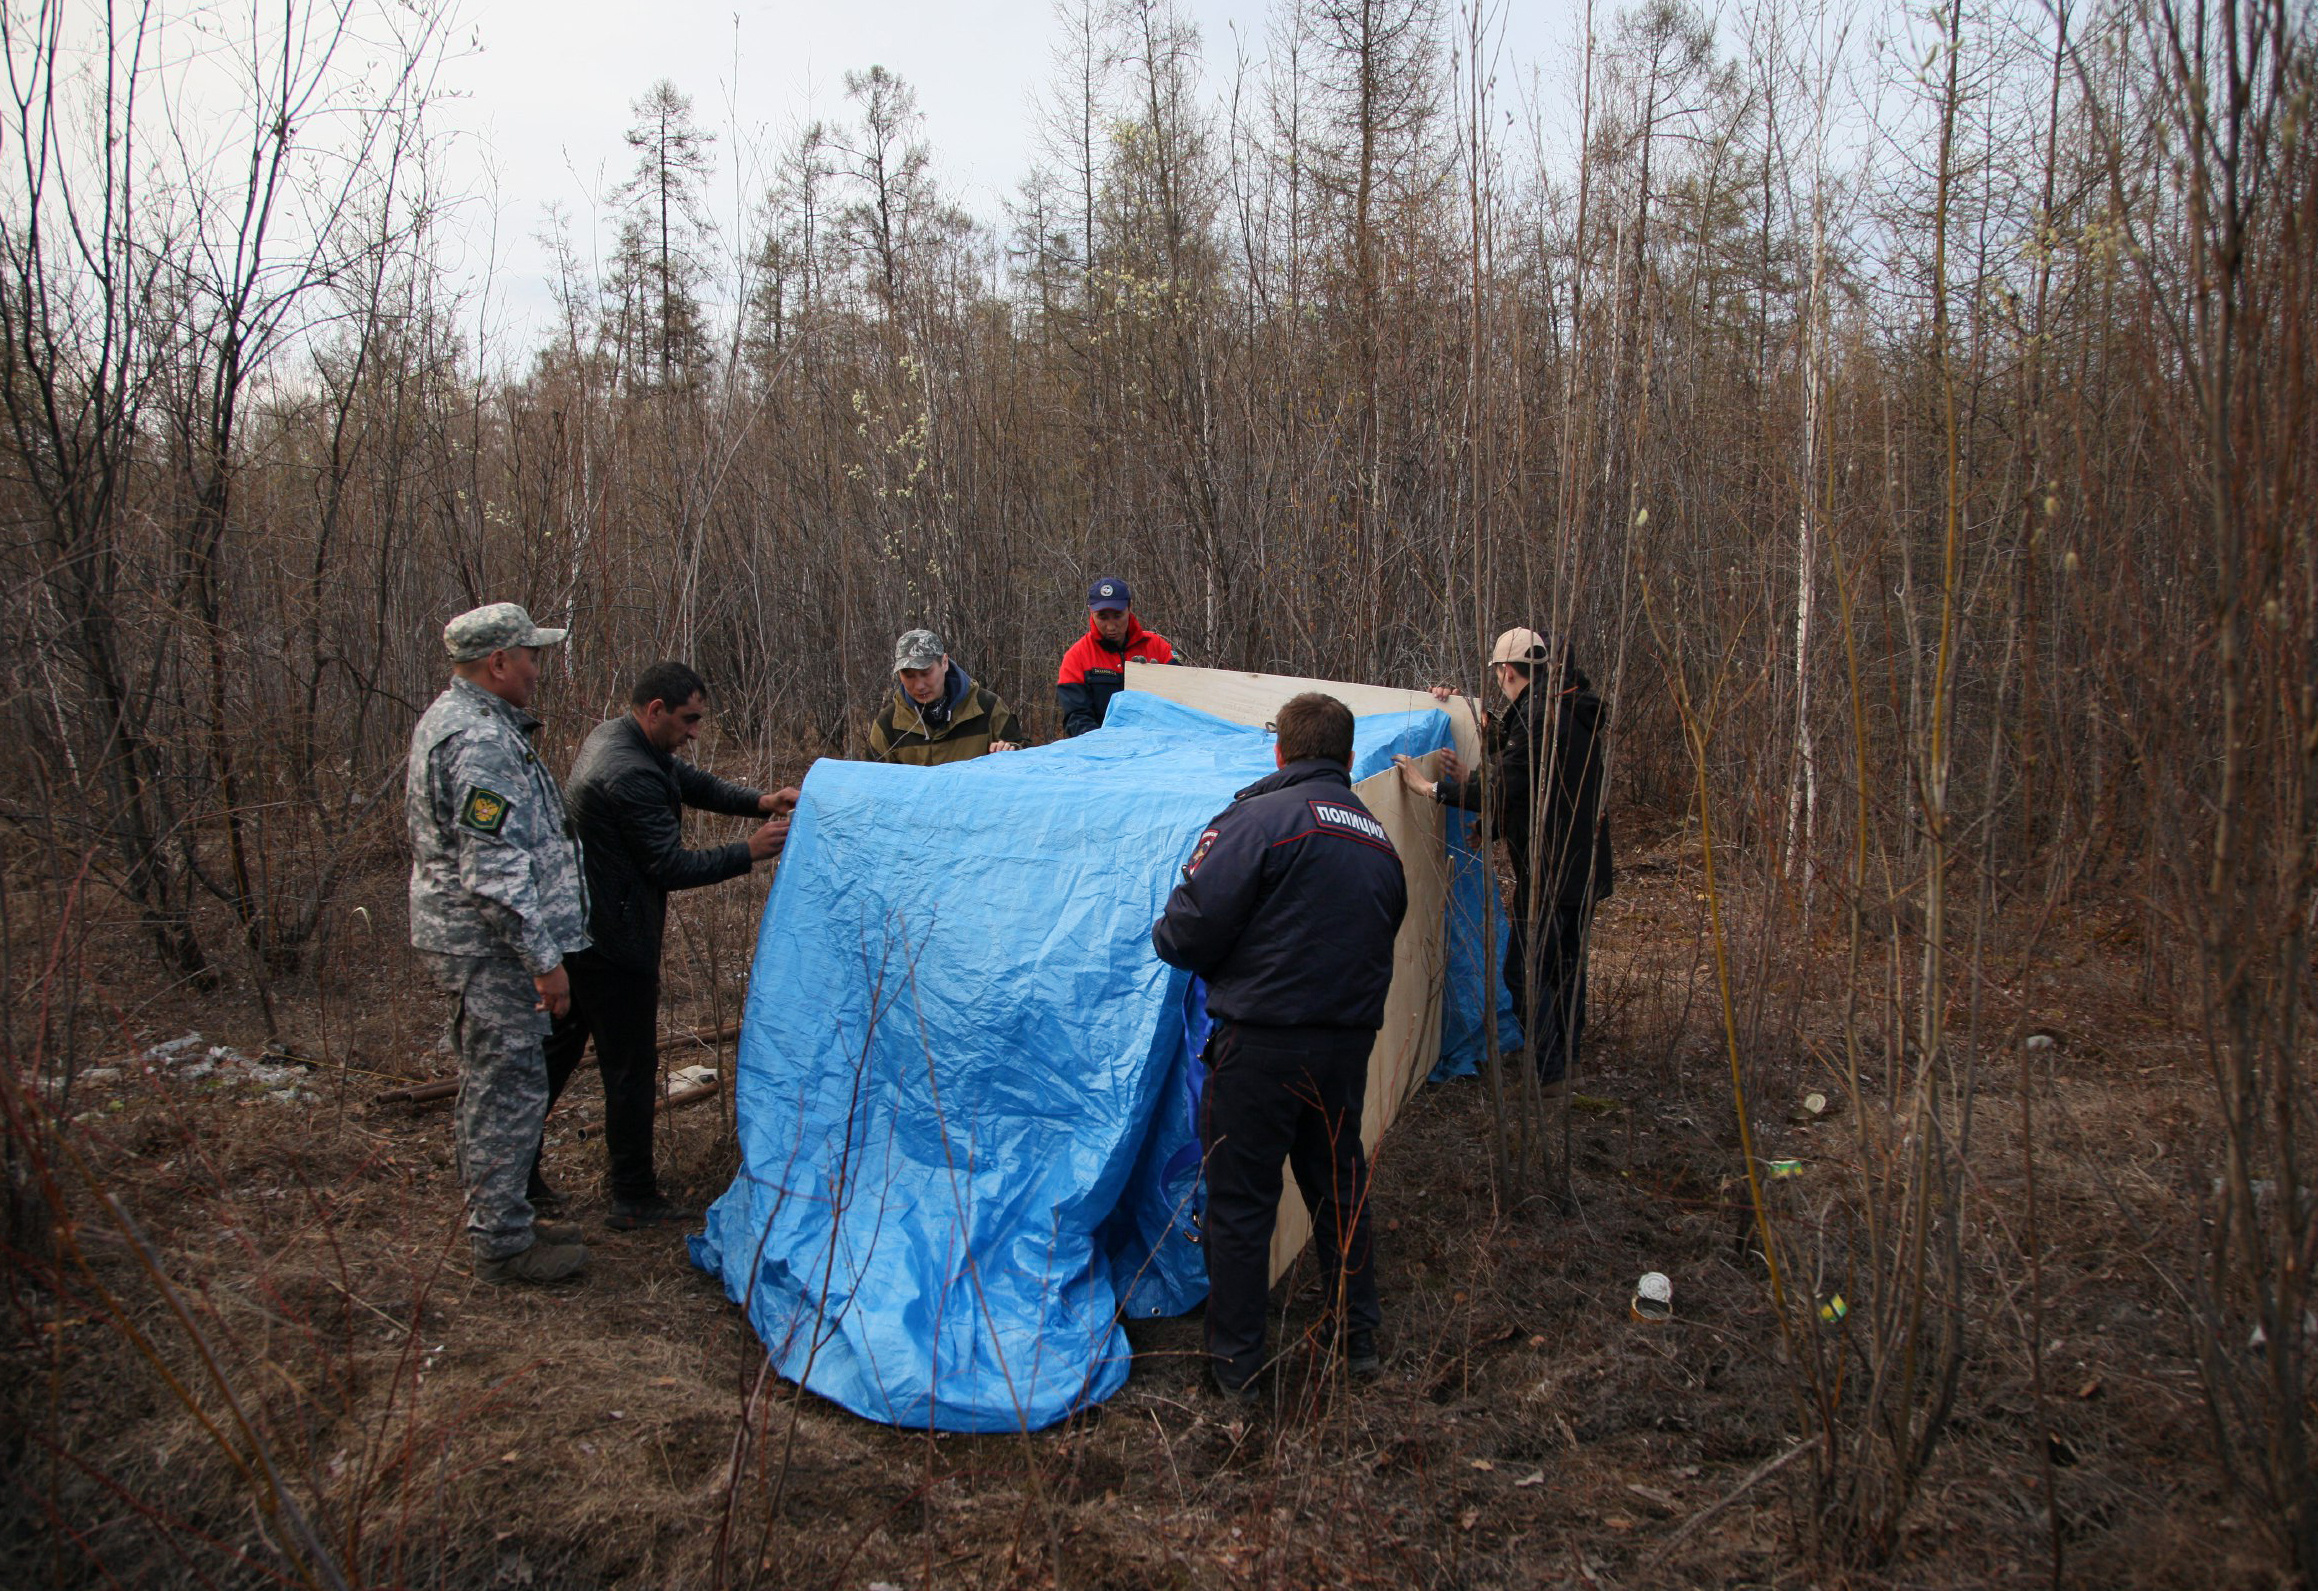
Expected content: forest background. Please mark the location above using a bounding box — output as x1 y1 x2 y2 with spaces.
2 0 2313 1583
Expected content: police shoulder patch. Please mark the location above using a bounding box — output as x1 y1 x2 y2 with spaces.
459 785 512 835
1184 826 1221 878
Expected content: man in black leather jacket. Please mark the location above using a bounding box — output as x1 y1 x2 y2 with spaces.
1153 692 1407 1399
530 661 799 1230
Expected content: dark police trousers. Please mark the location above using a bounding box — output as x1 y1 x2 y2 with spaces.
1200 1021 1382 1388
1508 900 1589 1088
533 950 662 1205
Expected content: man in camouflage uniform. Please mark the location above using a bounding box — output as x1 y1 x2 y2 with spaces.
407 603 594 1284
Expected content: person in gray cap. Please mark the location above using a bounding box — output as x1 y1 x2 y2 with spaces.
406 602 592 1284
865 628 1026 766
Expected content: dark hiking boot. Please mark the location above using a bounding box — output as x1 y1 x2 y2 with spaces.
605 1195 691 1232
1345 1332 1383 1379
1212 1368 1263 1405
477 1238 588 1285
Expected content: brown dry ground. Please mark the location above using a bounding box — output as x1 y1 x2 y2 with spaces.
0 822 2276 1589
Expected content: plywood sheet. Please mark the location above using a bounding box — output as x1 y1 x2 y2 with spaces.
1125 659 1482 766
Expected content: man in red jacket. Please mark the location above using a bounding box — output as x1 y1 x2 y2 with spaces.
1057 576 1176 735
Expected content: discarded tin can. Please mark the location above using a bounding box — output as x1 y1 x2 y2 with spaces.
1768 1159 1805 1179
1633 1272 1673 1322
1819 1294 1848 1323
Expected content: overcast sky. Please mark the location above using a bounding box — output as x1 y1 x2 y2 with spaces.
429 0 1583 350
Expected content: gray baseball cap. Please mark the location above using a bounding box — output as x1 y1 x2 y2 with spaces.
444 602 569 662
893 628 946 672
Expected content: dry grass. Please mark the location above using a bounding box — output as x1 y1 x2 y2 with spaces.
0 833 2275 1589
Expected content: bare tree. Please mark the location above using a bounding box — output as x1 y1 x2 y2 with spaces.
0 0 204 974
616 79 718 385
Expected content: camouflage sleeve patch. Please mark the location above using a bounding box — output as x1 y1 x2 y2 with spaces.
459 785 512 835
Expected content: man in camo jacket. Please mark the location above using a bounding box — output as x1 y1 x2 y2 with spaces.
407 602 594 1284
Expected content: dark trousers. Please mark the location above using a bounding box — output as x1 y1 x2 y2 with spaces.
534 950 662 1204
1508 897 1589 1087
1199 1021 1382 1388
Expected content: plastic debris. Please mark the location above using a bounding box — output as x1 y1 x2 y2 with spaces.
114 1033 323 1100
1768 1158 1804 1179
1820 1294 1848 1323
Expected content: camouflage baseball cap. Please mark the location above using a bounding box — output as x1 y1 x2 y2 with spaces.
892 628 946 672
443 602 569 662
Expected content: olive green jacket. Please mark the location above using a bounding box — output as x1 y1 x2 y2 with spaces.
867 680 1026 766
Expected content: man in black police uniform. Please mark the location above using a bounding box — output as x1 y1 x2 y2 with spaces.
1153 692 1408 1400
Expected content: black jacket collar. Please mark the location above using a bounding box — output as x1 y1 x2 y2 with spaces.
1236 758 1353 801
616 712 677 772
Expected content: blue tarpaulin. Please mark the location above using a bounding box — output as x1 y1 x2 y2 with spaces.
690 693 1476 1432
1433 810 1524 1079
